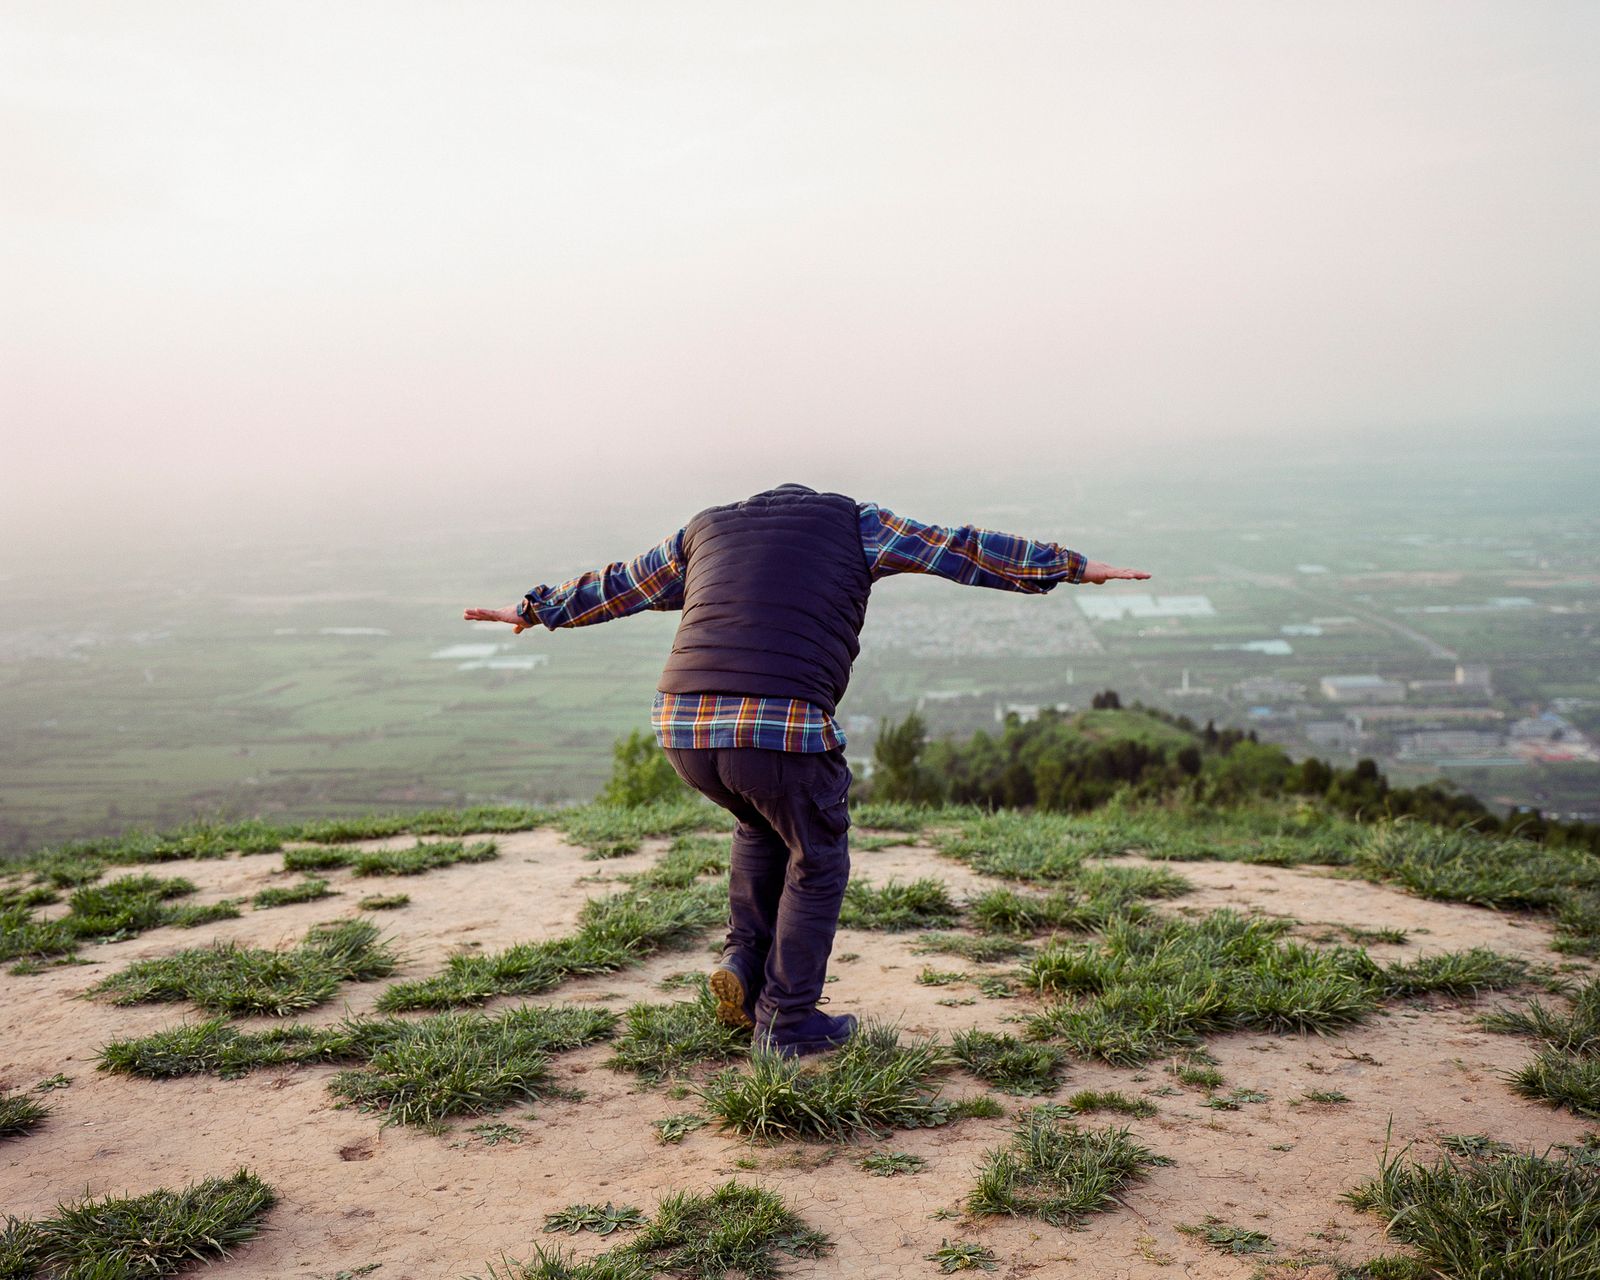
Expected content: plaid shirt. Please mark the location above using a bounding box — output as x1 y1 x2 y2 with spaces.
518 503 1087 752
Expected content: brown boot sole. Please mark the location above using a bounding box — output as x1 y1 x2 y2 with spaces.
708 967 754 1030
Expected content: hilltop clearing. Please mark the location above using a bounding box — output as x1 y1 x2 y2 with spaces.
2 791 1596 1279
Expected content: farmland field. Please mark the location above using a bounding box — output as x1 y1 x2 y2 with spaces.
3 431 1597 857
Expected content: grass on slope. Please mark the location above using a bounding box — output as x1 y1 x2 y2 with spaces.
281 838 499 877
697 1020 956 1142
1345 1134 1600 1280
1481 973 1600 1118
0 1168 275 1279
90 918 397 1017
1021 909 1529 1066
0 1089 51 1141
967 1105 1166 1227
1350 821 1600 956
606 982 748 1083
472 1181 830 1280
99 1004 615 1132
2 873 237 968
377 880 726 1012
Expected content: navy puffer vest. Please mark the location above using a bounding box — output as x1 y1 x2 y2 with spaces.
657 484 871 716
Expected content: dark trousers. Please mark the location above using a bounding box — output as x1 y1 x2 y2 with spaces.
662 745 852 1030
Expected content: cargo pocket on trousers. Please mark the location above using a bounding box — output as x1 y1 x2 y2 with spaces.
809 760 853 839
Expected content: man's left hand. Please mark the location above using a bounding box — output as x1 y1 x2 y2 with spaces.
463 606 530 634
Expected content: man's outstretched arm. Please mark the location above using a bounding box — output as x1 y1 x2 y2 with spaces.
462 528 687 633
860 503 1149 590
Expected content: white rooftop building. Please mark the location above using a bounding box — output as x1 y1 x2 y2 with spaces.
1076 594 1216 622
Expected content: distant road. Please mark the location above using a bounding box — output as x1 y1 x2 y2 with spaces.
1213 562 1459 662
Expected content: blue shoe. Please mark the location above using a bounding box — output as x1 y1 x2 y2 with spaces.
756 1009 858 1059
709 951 761 1030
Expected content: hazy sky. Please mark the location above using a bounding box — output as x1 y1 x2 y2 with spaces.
3 2 1597 555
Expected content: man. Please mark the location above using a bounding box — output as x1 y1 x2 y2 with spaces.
464 483 1149 1058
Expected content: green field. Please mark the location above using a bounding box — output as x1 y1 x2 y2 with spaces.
3 436 1596 856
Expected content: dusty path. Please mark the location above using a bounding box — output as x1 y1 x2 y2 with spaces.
1 827 1591 1279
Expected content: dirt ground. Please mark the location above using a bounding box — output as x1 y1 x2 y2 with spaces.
1 826 1593 1280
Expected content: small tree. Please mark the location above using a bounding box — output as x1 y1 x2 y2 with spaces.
597 730 688 807
873 713 940 804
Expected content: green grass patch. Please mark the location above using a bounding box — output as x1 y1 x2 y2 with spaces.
1020 909 1528 1067
1176 1216 1275 1255
965 871 1187 937
326 1005 615 1132
912 932 1034 963
0 1168 274 1278
621 834 728 890
967 1105 1164 1226
839 877 959 930
859 1151 927 1176
98 1003 613 1112
351 839 499 877
1062 1089 1157 1117
543 1203 646 1236
606 983 748 1083
292 805 555 843
555 798 729 858
935 810 1102 880
160 899 244 927
1345 1135 1600 1278
653 1113 708 1144
90 918 397 1016
2 873 222 967
949 1030 1066 1096
377 880 726 1012
925 1239 997 1272
698 1020 954 1142
623 1181 830 1278
1351 821 1600 955
0 1088 51 1140
1480 973 1600 1117
281 846 356 872
358 893 410 911
251 877 336 909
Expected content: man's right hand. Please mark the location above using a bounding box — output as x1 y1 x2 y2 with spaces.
463 605 530 633
1081 562 1151 584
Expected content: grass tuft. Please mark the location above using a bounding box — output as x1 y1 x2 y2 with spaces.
1019 908 1525 1068
327 1005 616 1132
624 1181 831 1278
556 799 730 858
543 1204 646 1236
698 1020 953 1142
90 918 397 1016
1176 1216 1275 1255
606 982 747 1083
0 1167 274 1277
839 877 959 930
653 1114 707 1144
925 1239 997 1272
967 1105 1164 1226
949 1030 1066 1096
1345 1134 1600 1277
378 881 725 1012
912 932 1033 963
1062 1089 1157 1117
252 877 336 909
0 1088 51 1140
859 1151 927 1176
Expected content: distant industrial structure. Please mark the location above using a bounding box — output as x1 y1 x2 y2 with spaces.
1320 674 1406 704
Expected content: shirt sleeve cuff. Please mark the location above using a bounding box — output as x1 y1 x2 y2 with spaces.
517 595 550 629
1063 550 1087 584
